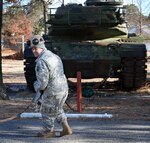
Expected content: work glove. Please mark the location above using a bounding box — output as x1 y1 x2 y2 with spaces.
35 99 42 112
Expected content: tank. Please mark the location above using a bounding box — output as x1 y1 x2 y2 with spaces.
24 0 147 91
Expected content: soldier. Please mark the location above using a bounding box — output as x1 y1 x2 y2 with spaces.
28 35 72 138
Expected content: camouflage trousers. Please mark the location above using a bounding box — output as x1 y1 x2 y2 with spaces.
41 91 68 132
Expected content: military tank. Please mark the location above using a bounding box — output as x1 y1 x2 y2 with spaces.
24 0 147 91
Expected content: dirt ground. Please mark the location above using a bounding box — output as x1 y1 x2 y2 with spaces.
0 49 150 121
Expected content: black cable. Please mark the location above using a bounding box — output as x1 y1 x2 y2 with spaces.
0 100 33 123
65 101 76 112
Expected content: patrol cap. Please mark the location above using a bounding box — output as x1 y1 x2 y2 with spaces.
28 35 47 49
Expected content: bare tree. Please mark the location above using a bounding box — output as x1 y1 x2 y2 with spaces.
0 0 7 99
0 0 3 98
131 0 150 34
0 0 9 99
135 0 143 34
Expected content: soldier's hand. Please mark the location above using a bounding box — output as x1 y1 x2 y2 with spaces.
34 99 42 112
33 90 43 104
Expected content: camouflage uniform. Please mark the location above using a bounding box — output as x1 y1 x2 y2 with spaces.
34 49 68 132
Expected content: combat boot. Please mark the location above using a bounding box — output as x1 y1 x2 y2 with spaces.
60 120 72 137
37 129 55 138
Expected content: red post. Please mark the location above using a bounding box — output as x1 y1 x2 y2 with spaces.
77 71 82 113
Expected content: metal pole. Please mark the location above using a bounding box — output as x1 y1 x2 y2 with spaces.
22 35 24 54
77 71 82 113
20 113 113 119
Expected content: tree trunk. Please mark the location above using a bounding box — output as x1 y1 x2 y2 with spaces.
0 0 7 100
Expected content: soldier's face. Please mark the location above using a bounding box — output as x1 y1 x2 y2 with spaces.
31 47 43 57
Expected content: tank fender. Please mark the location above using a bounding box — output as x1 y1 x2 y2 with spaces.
119 43 146 58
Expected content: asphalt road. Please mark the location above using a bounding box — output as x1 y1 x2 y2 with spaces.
0 119 150 143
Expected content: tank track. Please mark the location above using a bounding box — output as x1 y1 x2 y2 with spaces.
24 57 147 92
120 57 147 91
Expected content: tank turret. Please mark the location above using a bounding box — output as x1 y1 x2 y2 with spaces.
47 0 127 40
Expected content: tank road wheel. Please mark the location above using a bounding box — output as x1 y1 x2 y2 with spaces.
120 57 147 91
24 58 36 91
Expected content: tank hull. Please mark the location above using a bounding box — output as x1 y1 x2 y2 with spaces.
47 42 146 79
